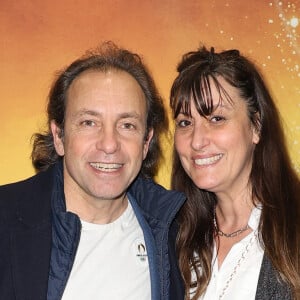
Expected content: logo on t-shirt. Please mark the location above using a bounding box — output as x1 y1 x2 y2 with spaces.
133 238 148 263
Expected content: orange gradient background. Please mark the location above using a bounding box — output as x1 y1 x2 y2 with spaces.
1 0 299 187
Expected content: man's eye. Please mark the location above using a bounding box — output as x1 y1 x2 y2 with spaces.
122 123 136 130
81 120 95 126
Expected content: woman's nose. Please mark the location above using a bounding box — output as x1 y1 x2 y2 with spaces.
191 121 210 151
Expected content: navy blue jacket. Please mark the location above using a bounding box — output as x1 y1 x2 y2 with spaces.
0 162 185 300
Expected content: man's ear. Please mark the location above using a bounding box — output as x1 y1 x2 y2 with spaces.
143 128 154 159
50 120 65 156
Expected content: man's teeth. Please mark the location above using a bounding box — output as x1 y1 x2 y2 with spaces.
195 154 223 166
90 162 122 171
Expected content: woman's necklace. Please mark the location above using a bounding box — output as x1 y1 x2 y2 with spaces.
213 208 249 238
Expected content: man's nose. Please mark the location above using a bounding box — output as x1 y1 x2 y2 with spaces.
95 126 120 154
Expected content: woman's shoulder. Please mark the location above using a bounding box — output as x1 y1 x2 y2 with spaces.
256 254 292 300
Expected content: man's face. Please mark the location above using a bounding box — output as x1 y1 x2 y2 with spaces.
51 69 153 208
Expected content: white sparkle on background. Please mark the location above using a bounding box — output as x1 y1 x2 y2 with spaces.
269 1 300 78
269 1 300 174
290 17 299 27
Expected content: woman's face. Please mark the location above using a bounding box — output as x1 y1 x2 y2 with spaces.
174 77 260 197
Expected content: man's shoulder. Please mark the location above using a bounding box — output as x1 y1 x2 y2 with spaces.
128 175 186 221
0 169 52 198
0 169 54 224
129 176 184 202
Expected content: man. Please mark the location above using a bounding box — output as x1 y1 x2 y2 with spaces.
0 42 185 299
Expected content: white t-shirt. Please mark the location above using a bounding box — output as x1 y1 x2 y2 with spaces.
193 206 264 300
62 201 151 300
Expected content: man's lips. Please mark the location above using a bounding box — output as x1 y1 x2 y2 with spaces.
90 162 123 172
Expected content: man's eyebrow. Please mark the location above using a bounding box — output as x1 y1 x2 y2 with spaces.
118 112 142 120
72 110 143 120
73 109 100 117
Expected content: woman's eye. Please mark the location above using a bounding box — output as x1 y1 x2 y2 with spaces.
210 115 225 123
176 119 191 127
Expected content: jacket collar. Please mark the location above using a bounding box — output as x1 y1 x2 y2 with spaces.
128 175 186 226
51 162 186 225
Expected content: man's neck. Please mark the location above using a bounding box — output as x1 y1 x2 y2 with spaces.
65 189 129 224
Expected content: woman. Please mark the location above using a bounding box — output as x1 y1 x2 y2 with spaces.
170 46 300 299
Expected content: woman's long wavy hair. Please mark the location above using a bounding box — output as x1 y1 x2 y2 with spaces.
31 41 168 178
170 46 300 299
